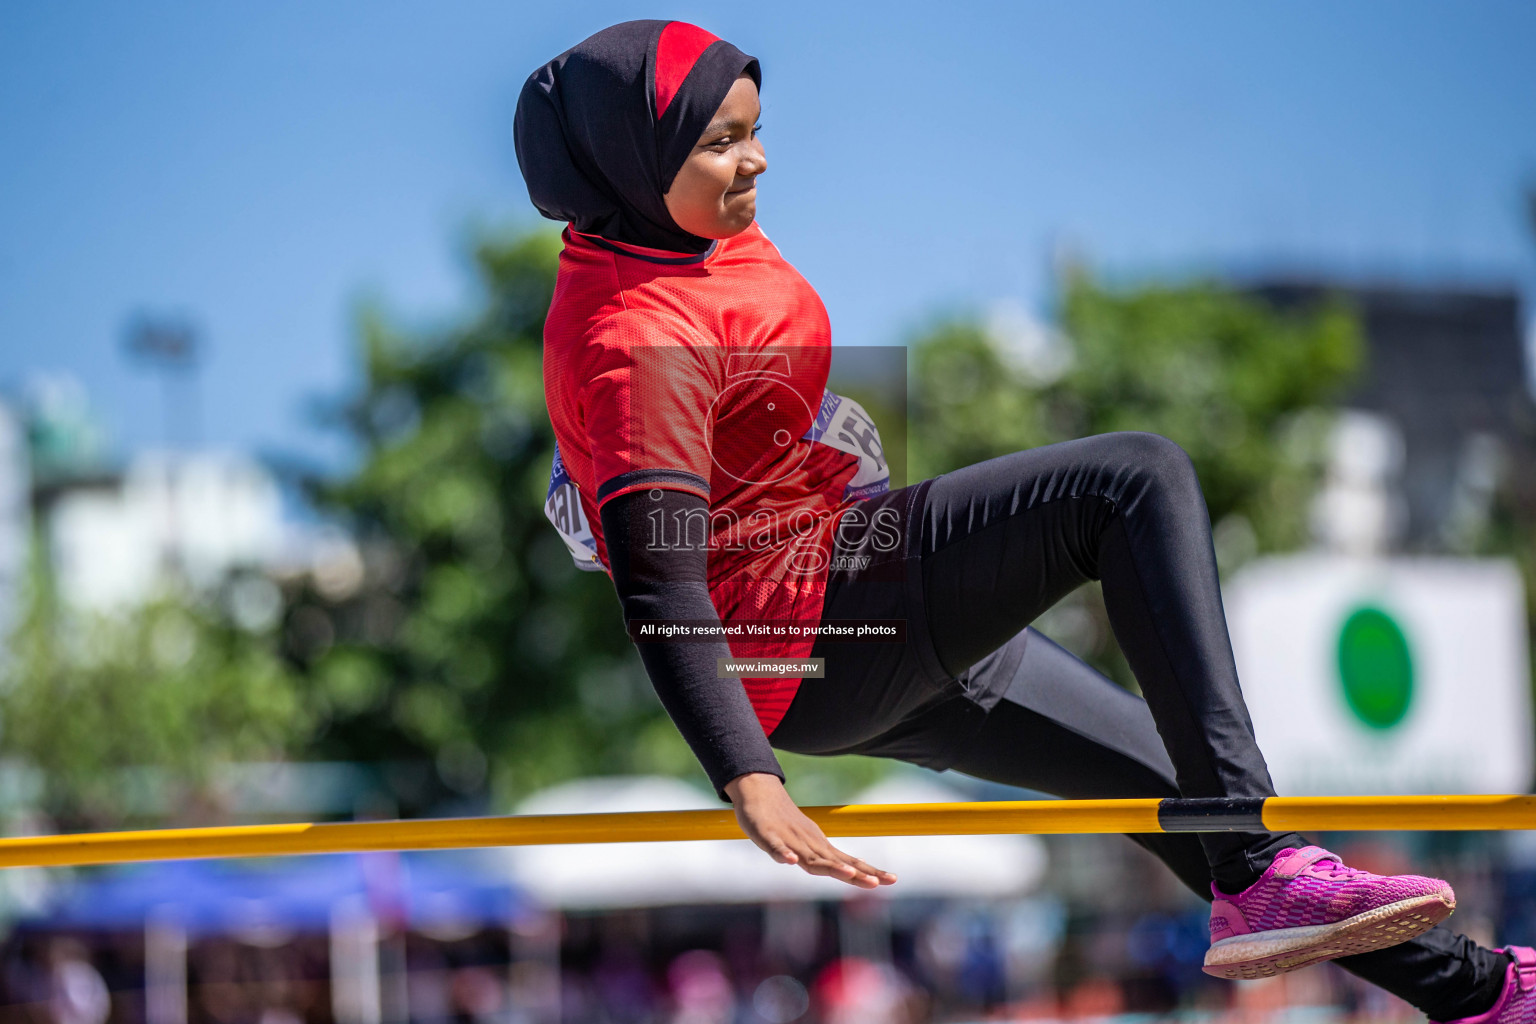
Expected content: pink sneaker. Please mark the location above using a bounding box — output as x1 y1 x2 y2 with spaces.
1434 947 1536 1023
1203 845 1456 979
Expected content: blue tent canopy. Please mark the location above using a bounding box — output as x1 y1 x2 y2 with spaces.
25 851 534 936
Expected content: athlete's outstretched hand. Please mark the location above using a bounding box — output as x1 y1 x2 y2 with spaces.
724 772 897 889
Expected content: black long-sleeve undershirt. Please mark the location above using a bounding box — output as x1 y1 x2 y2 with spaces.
599 486 786 803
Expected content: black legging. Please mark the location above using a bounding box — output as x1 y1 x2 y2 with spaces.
769 432 1506 1019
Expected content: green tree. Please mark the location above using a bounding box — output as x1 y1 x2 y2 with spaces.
909 269 1364 684
0 551 310 829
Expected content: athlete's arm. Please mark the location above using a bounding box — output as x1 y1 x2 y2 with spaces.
602 487 895 889
601 486 785 801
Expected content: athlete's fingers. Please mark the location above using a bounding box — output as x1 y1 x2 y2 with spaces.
845 854 897 883
803 833 854 866
819 842 894 885
740 822 796 863
812 860 879 888
802 841 884 887
761 837 799 865
776 823 883 885
822 852 881 887
769 831 863 884
798 851 864 883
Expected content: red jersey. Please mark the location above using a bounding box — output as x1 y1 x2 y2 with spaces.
541 221 890 733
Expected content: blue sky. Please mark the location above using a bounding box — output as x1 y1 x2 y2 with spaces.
2 1 1533 471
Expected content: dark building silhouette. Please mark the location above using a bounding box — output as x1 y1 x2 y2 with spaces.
1253 281 1535 551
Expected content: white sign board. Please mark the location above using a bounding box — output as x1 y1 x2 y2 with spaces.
1226 555 1532 795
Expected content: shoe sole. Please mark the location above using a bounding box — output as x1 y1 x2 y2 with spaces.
1202 892 1456 980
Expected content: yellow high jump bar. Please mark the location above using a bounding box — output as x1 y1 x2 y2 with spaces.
1 795 1533 870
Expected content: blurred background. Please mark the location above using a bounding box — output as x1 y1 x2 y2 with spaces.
2 1 1535 1021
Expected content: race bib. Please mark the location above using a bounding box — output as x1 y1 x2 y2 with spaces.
543 442 605 573
542 388 889 572
801 389 891 501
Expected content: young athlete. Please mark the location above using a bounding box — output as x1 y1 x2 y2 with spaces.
515 20 1535 1019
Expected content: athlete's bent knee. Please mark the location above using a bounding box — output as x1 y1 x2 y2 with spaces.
1111 431 1199 494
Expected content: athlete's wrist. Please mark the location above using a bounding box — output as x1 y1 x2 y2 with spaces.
724 771 785 803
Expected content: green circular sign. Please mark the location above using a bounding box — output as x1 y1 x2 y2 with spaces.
1336 606 1414 730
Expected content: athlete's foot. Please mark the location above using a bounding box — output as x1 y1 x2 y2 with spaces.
1434 948 1536 1023
1202 845 1456 980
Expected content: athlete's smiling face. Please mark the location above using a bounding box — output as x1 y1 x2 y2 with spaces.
664 73 765 240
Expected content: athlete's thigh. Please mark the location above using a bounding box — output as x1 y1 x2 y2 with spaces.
770 481 952 756
916 438 1126 678
949 627 1180 799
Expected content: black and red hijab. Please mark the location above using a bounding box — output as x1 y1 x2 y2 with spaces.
514 20 760 255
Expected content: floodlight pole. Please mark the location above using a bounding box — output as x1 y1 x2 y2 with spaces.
125 316 201 579
125 316 200 451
